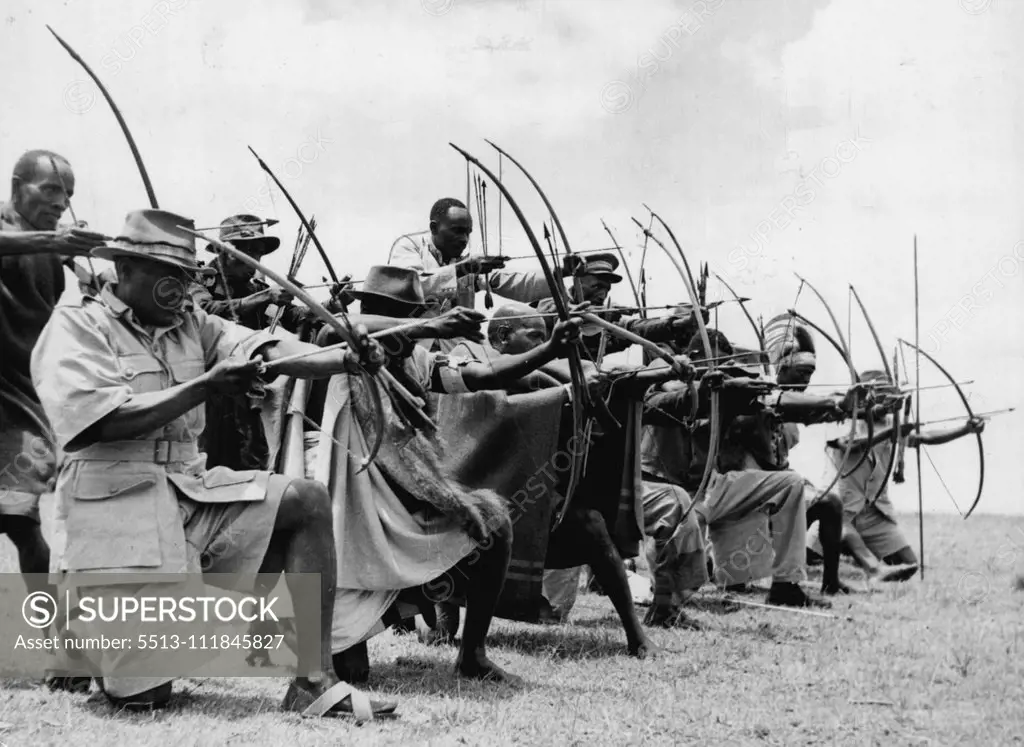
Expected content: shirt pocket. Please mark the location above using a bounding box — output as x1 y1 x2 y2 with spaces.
197 466 263 503
117 353 167 395
168 358 206 430
169 358 205 385
64 467 164 571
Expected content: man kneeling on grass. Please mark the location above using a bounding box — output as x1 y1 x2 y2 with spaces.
309 267 584 684
31 209 396 720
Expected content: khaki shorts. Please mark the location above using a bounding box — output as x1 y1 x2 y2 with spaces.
852 504 911 560
63 473 290 699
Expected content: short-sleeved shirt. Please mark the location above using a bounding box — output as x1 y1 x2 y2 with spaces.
387 230 551 314
31 285 278 574
832 438 896 521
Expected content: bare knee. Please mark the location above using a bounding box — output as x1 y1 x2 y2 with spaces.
277 479 331 528
814 495 843 523
574 509 610 543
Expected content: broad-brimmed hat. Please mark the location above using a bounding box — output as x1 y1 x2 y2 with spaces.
92 209 214 277
206 214 280 256
581 252 622 283
349 266 428 309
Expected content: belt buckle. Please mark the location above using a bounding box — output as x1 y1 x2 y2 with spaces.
154 439 171 464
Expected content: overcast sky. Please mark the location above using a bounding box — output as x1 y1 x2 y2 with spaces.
4 0 1021 516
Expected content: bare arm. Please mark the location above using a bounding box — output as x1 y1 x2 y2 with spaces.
769 390 847 425
0 227 107 258
198 287 276 319
257 338 364 379
81 377 214 444
459 337 564 391
828 424 898 451
908 420 979 447
506 369 564 393
643 380 694 425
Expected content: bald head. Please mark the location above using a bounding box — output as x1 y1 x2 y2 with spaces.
13 150 68 182
10 149 73 230
488 303 548 354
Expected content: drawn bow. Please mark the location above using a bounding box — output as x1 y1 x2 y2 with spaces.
849 285 901 508
792 275 871 484
897 339 985 519
785 309 869 502
631 213 720 516
450 142 597 528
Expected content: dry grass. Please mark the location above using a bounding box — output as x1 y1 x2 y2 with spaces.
1 513 1022 746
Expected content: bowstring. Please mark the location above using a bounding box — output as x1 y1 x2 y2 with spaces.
922 443 964 516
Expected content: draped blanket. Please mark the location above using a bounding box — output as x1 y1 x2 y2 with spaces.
434 385 565 621
433 342 644 621
544 395 644 569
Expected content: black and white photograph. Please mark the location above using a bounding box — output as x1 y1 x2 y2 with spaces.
0 0 1020 743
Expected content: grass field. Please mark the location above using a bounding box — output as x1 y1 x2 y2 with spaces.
0 512 1022 746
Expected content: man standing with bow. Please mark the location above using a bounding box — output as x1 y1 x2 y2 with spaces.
388 198 557 350
0 149 106 605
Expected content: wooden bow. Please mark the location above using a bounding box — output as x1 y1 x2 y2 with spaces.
714 272 769 375
247 146 340 285
898 339 985 519
47 26 159 208
599 220 643 313
632 218 720 516
477 141 622 522
849 285 901 507
449 142 591 528
786 309 870 501
792 275 871 481
892 345 914 483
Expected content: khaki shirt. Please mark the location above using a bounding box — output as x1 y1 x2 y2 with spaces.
833 437 897 521
31 285 277 574
387 230 552 313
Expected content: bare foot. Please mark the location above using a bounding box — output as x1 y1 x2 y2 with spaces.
766 582 833 609
821 580 854 595
627 633 661 659
456 651 523 686
644 604 703 631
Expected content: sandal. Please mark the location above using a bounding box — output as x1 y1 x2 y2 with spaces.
282 680 397 722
